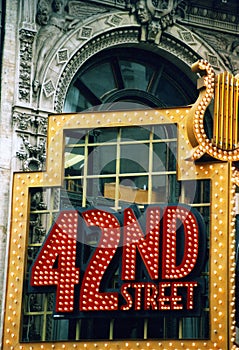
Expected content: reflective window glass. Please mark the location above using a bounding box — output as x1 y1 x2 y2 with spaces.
81 62 116 98
119 60 154 90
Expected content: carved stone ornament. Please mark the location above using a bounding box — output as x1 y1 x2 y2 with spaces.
12 111 48 134
187 28 239 75
128 0 177 44
19 28 36 102
16 135 46 171
225 40 239 76
33 0 80 93
13 111 47 171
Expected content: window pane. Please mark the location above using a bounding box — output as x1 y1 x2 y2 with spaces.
121 126 150 140
88 128 118 143
155 75 187 106
119 60 154 90
65 147 85 176
120 143 149 173
65 130 86 145
81 62 116 98
64 85 93 112
153 124 177 139
22 315 44 341
88 145 117 176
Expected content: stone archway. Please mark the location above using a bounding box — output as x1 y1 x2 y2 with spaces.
35 11 227 113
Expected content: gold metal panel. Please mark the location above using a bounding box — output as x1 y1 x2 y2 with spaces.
213 72 239 150
2 104 237 349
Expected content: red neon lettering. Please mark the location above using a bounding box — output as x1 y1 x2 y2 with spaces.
185 282 198 309
158 283 171 310
144 283 158 310
132 283 145 310
162 206 199 279
79 209 120 311
122 207 160 280
30 210 80 312
30 205 203 314
158 282 198 310
121 283 133 310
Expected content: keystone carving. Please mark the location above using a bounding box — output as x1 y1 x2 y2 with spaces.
127 0 177 44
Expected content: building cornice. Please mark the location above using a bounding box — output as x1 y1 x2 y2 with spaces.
178 16 239 35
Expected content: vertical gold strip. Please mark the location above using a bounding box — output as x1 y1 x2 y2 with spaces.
219 73 225 148
42 294 48 341
228 74 234 149
233 78 239 148
223 72 229 149
213 75 220 146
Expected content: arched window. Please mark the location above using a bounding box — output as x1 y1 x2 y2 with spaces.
64 47 198 112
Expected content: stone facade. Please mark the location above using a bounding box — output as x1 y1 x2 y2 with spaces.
0 0 239 347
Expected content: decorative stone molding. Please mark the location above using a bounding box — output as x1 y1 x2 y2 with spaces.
106 14 124 27
178 3 239 34
12 111 47 134
54 28 140 112
20 0 37 30
206 54 219 69
33 0 111 91
43 79 56 98
32 7 227 113
12 110 47 171
186 27 239 75
77 26 93 40
178 30 196 46
19 28 36 103
54 22 226 113
57 48 69 64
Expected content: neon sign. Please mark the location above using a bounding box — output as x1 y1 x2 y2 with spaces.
30 204 206 318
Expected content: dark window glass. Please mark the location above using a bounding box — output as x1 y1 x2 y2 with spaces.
63 48 198 112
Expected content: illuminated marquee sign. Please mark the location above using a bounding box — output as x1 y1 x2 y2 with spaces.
29 204 206 317
3 60 239 349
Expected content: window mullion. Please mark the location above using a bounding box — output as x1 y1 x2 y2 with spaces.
147 128 154 203
115 128 121 209
82 133 89 207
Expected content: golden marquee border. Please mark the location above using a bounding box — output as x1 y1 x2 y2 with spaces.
2 60 239 349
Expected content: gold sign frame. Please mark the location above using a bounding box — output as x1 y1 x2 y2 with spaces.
2 60 238 349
